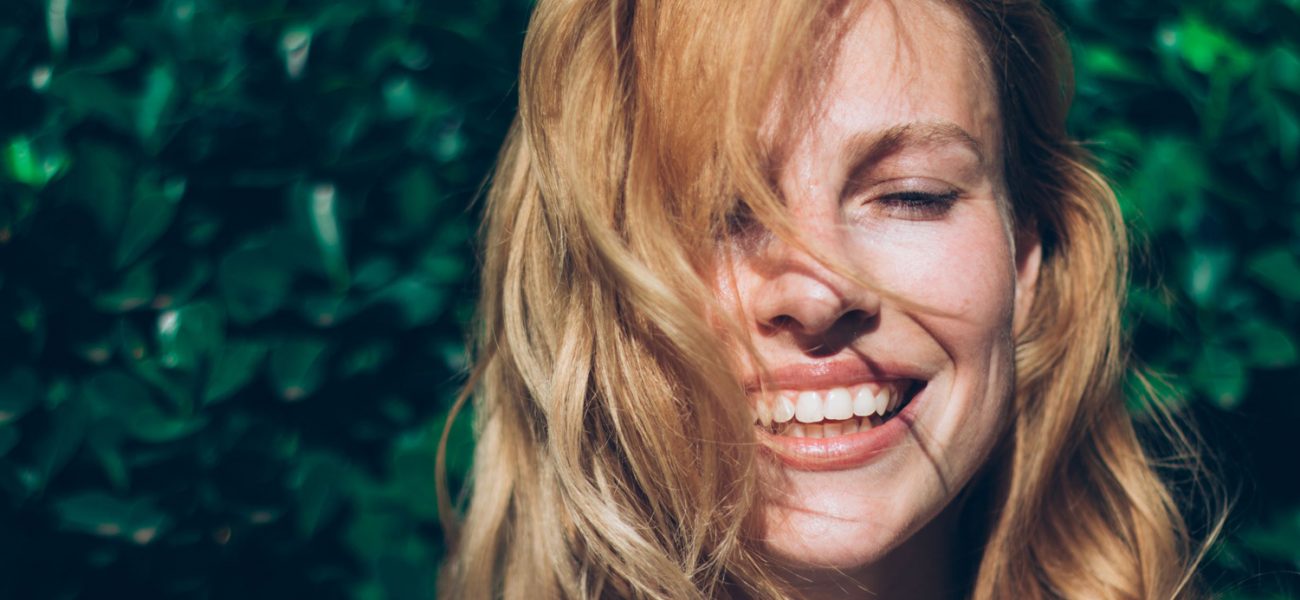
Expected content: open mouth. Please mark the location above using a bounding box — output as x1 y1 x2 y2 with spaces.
753 380 923 439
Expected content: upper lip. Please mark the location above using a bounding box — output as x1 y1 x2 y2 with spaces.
742 358 926 392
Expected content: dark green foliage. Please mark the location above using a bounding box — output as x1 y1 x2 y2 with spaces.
1058 0 1300 596
0 0 1296 597
0 0 526 597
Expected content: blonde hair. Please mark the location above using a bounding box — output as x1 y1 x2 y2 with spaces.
437 1 1224 598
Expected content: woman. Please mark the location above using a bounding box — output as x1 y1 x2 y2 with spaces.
438 0 1222 598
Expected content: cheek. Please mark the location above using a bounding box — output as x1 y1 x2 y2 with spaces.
856 214 1016 330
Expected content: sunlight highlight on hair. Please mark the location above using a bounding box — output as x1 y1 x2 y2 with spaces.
437 1 1224 598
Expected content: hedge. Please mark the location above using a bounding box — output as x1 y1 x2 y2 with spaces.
0 0 1297 597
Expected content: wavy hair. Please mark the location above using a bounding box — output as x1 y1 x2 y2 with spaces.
437 1 1224 598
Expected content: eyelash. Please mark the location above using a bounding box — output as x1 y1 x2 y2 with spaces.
874 189 960 219
721 188 959 238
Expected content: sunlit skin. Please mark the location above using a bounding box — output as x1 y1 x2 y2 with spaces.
715 2 1042 597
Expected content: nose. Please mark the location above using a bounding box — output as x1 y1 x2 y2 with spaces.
748 236 881 350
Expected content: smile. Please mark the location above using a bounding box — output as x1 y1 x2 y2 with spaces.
753 380 915 437
750 378 926 471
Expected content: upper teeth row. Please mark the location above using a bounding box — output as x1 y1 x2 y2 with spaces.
753 383 903 426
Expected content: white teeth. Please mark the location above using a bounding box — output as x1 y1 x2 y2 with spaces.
757 382 912 432
853 387 874 417
773 393 796 423
874 388 890 417
778 416 875 438
825 387 853 420
795 391 823 423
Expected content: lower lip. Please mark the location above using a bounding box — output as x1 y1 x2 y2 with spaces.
756 385 924 471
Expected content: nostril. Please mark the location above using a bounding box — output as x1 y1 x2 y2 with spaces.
840 309 874 330
806 309 877 356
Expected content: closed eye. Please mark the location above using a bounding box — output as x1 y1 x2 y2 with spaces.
724 201 758 236
874 190 959 220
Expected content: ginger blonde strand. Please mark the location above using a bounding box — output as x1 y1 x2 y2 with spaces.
439 2 1223 598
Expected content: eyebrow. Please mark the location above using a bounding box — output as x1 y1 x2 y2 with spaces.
842 120 987 176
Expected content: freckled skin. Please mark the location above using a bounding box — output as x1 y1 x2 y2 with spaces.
717 2 1041 597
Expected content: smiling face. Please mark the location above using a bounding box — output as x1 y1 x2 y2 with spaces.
714 0 1041 583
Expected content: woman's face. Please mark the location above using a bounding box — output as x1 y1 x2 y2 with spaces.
716 1 1041 575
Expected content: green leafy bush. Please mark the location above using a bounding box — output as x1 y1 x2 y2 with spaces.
0 0 1296 598
1058 0 1300 595
0 0 525 597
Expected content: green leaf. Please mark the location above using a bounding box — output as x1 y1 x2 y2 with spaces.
280 25 312 79
76 44 138 74
2 136 69 188
1079 44 1145 82
47 0 68 53
88 430 130 492
93 262 156 313
156 301 225 371
291 453 358 537
155 255 212 308
368 275 447 328
124 357 196 412
269 338 331 401
1124 137 1207 234
384 427 442 520
53 491 168 545
391 167 439 237
382 76 418 119
1270 47 1300 93
68 141 131 236
203 340 268 405
48 72 136 133
136 64 175 149
1185 246 1234 306
1191 345 1248 410
417 248 466 284
13 288 46 354
307 182 350 290
219 244 294 324
32 398 89 488
0 367 39 424
353 255 398 291
1160 14 1252 77
340 340 394 377
1247 247 1300 301
83 370 203 443
298 293 355 327
114 173 184 269
1236 320 1299 369
1239 508 1300 566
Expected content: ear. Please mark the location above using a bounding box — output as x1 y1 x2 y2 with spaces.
1012 225 1042 338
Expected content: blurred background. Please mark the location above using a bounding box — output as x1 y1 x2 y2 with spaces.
0 0 1296 598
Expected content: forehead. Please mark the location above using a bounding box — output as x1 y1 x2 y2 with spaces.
770 0 999 172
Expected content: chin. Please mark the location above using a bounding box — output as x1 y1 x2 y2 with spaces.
758 453 946 570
